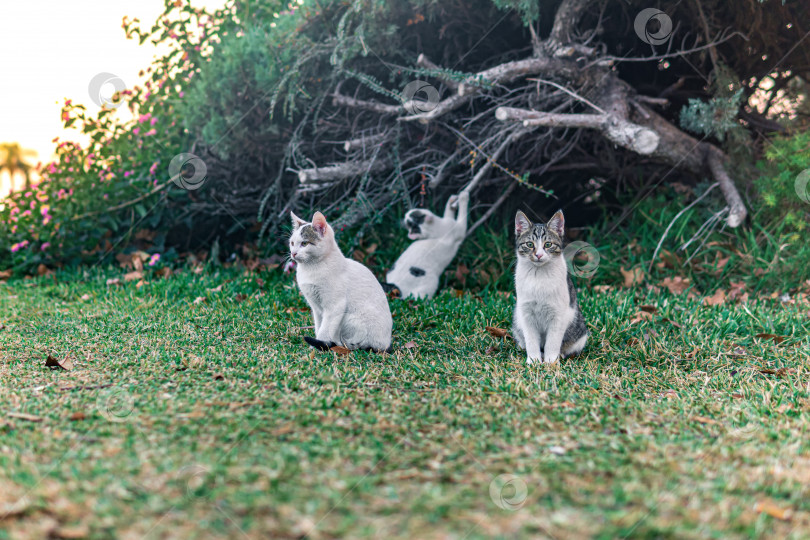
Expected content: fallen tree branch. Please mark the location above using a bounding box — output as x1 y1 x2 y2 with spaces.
706 148 747 227
495 108 660 155
416 54 459 90
343 133 389 152
297 159 389 185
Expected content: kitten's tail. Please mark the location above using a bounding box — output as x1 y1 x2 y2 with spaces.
304 336 394 355
304 336 335 351
379 282 402 298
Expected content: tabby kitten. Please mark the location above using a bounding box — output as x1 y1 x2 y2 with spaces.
512 210 588 364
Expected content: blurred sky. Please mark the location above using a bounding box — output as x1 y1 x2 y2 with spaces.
0 0 226 195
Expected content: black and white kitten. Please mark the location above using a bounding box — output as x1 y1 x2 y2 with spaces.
290 211 393 353
384 192 469 299
512 210 588 364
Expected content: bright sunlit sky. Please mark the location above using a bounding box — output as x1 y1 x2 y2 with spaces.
0 0 227 195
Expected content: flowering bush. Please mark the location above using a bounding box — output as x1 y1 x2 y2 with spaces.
0 1 280 273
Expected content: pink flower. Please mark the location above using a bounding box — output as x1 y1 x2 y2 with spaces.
133 127 140 135
150 117 158 125
40 242 51 251
148 253 161 266
139 113 151 123
145 128 157 136
149 161 159 175
11 240 29 252
40 205 50 216
124 171 133 177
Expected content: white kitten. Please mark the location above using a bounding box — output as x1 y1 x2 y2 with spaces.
512 210 588 364
384 192 469 299
290 211 393 352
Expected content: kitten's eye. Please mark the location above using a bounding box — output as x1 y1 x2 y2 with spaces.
544 242 553 249
300 241 309 247
525 242 534 249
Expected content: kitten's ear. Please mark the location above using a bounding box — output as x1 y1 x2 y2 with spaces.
547 210 565 237
311 212 328 236
515 211 532 235
290 211 307 230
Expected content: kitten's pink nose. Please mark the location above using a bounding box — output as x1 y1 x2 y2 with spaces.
291 251 298 259
535 252 544 259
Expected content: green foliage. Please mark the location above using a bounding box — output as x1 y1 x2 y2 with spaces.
679 88 744 142
753 130 810 234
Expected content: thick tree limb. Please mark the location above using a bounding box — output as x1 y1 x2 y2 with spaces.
706 149 747 227
496 107 660 155
297 159 389 185
343 133 389 152
399 56 574 123
547 0 597 51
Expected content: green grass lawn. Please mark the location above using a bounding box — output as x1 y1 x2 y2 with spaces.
1 266 809 539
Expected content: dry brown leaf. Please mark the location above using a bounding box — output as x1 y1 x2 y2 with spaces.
8 412 43 422
630 311 654 325
123 270 143 282
486 326 512 339
192 296 206 305
403 341 417 349
703 289 726 306
69 412 87 421
105 277 121 286
155 267 172 278
208 284 223 292
754 500 792 521
661 317 682 329
755 333 786 344
45 354 73 371
639 305 658 314
52 524 91 539
234 293 248 303
759 367 790 376
620 267 644 287
0 269 12 280
660 276 691 295
592 285 614 293
692 415 721 425
330 345 351 356
455 263 470 285
80 294 91 301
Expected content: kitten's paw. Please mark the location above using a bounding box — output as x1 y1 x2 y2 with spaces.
526 355 541 365
542 353 560 364
458 191 469 203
